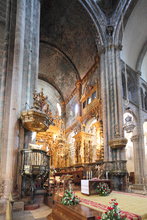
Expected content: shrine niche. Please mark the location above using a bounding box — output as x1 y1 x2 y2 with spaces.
36 115 69 169
67 131 76 166
72 120 104 165
73 131 93 164
91 120 104 161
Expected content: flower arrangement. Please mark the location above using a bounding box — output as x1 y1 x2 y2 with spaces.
61 189 80 206
96 182 111 196
96 199 127 220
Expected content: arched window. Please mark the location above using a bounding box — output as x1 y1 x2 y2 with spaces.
122 73 126 98
57 103 61 116
75 104 78 116
140 87 144 109
144 91 147 111
32 132 36 142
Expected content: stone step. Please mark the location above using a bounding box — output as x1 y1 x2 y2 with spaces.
13 211 35 220
13 201 24 212
0 214 5 220
13 205 51 220
128 184 147 195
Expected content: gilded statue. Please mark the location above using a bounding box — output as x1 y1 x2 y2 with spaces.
32 89 53 120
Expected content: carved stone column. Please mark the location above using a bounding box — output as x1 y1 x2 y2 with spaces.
98 27 128 190
131 135 142 183
21 0 40 108
1 0 41 200
135 71 146 184
99 28 127 161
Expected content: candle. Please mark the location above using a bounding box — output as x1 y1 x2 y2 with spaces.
106 171 108 179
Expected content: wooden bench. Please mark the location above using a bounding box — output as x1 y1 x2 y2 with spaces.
48 202 102 220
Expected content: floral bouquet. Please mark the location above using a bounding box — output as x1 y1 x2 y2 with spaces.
96 182 111 196
96 199 127 220
61 189 80 206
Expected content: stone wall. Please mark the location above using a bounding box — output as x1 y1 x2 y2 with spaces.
0 0 7 161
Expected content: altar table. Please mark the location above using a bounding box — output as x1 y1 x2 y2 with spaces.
81 179 111 195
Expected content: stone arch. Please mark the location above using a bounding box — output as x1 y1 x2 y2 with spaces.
78 0 106 45
114 0 139 44
136 40 147 71
38 76 64 103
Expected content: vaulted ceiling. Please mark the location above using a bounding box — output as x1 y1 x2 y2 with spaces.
39 0 97 101
121 0 147 82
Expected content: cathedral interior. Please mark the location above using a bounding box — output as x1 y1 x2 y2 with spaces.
0 0 147 219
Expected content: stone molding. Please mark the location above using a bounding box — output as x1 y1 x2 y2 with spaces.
97 43 122 55
109 137 128 149
0 180 4 198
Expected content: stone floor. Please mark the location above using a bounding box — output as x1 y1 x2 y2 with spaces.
4 204 52 220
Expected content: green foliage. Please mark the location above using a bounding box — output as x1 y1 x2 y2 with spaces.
96 182 111 196
96 199 127 220
61 189 80 206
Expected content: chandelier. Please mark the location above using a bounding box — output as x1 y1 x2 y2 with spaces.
20 89 53 132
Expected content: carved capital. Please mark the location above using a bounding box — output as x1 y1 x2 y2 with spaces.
107 43 122 51
109 137 127 149
131 135 139 142
100 43 122 53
